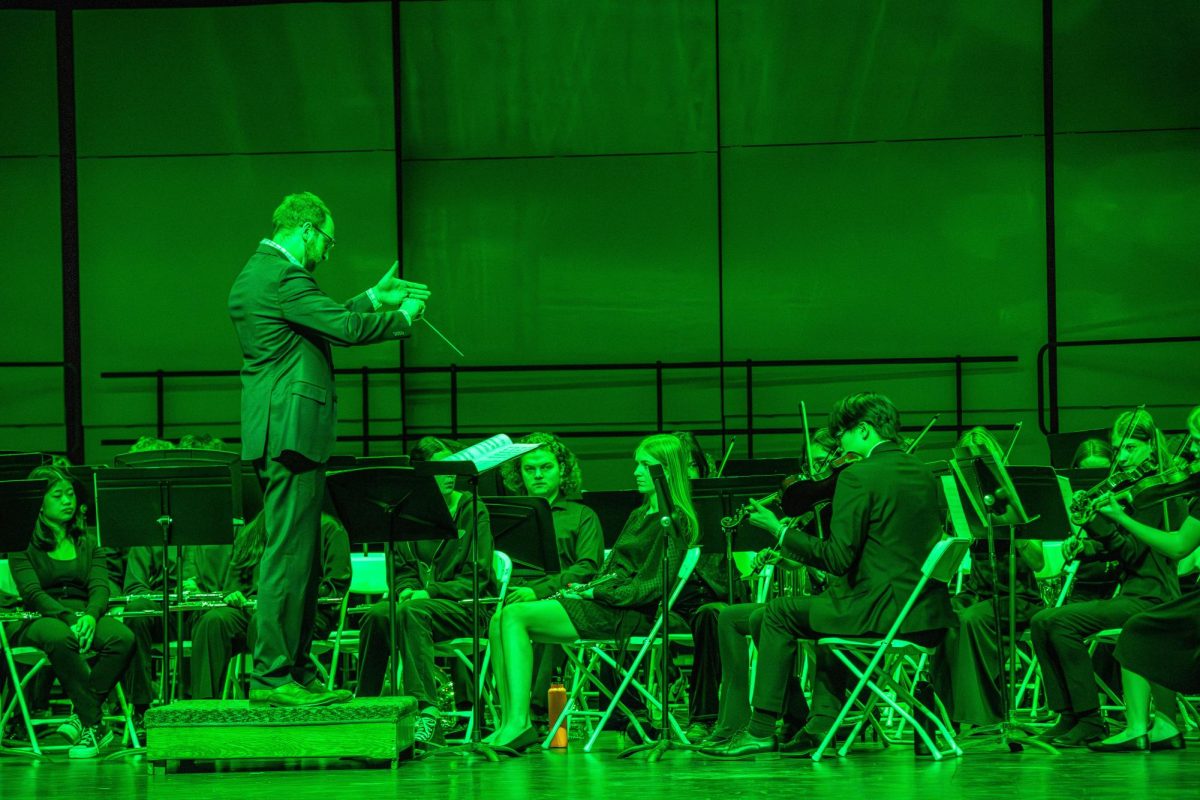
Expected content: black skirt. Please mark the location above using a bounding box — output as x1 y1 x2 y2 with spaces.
556 597 654 641
1114 590 1200 694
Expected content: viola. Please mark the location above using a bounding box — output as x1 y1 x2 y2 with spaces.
1084 459 1200 520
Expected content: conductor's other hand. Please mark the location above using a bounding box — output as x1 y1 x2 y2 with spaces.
374 262 432 306
400 297 426 322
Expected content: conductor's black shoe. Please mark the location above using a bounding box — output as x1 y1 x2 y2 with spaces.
249 681 341 708
779 729 829 757
698 730 777 759
1149 733 1186 752
1087 734 1149 753
301 679 352 704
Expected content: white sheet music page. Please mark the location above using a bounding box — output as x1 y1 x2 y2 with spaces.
444 434 543 472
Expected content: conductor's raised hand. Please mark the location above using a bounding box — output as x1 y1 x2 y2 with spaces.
374 262 432 306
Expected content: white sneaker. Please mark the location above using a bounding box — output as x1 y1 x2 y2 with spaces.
56 714 83 745
68 724 113 759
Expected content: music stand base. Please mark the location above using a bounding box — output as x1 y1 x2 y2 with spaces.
959 722 1060 755
618 735 686 762
429 741 517 762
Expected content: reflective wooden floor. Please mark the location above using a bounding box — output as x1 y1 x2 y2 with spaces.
3 732 1200 800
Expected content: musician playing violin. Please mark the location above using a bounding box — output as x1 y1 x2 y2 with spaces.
1030 408 1187 747
700 392 955 758
1087 405 1200 753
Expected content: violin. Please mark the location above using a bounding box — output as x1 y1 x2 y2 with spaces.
1078 459 1200 522
719 451 860 530
1069 461 1154 526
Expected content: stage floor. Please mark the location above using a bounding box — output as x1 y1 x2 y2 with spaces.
3 732 1199 800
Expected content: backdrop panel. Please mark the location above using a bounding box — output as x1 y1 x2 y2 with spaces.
74 3 394 157
399 0 715 159
718 0 1042 146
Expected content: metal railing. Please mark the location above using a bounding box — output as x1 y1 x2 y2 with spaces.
98 353 1019 453
1037 335 1200 434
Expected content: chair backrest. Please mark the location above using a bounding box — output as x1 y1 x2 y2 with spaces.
921 537 972 584
666 547 702 609
493 550 513 602
0 559 16 596
349 552 388 596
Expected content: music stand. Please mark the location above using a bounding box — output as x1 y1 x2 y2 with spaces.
579 490 643 548
693 475 784 604
414 438 543 762
0 453 50 483
950 452 1058 755
0 480 47 760
481 496 557 579
94 464 238 708
324 467 457 700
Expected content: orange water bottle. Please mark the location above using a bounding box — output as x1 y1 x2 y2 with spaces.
548 678 568 748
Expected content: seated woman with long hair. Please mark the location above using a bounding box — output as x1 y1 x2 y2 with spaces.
486 433 698 751
6 466 134 758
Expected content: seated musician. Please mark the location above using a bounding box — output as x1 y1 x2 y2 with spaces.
495 432 603 724
6 466 135 759
190 511 349 700
695 428 839 747
669 430 745 741
1073 438 1113 470
700 393 955 758
1030 408 1186 746
1087 405 1200 752
356 436 494 749
487 434 698 752
931 427 1044 729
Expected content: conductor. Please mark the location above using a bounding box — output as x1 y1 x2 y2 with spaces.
228 192 428 706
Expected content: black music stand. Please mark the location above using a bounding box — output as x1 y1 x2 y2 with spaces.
414 441 542 763
0 480 48 760
0 453 50 482
324 467 457 701
481 496 557 579
94 464 238 709
694 475 784 604
951 452 1058 755
579 490 643 548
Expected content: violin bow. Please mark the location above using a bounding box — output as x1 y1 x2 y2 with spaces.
716 436 737 478
905 414 939 454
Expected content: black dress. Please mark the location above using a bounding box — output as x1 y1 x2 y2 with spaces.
555 507 688 640
1115 508 1200 693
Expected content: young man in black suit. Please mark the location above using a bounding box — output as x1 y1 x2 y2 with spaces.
701 392 955 757
228 192 429 707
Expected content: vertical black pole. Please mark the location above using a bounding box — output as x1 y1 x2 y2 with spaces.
57 9 84 464
1042 0 1060 433
745 360 754 459
714 0 727 450
392 0 409 452
954 356 964 438
655 362 665 433
361 367 371 456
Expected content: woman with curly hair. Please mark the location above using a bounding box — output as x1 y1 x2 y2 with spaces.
486 433 698 751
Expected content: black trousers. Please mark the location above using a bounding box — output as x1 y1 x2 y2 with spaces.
717 602 808 733
1029 596 1174 715
357 597 474 707
252 455 325 691
688 602 726 723
122 598 188 706
191 606 256 700
10 614 135 727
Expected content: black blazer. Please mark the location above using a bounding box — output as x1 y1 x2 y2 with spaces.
783 442 956 636
228 243 412 464
9 533 111 622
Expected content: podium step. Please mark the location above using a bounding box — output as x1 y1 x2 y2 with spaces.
144 696 418 772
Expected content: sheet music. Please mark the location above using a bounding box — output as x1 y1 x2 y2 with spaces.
444 434 543 473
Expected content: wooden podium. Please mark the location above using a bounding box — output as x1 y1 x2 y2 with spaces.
144 696 418 773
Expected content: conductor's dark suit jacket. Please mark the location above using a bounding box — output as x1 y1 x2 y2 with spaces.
228 242 411 465
783 442 955 636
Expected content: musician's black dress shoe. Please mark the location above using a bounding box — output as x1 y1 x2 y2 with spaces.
697 730 778 759
302 679 352 704
1087 734 1148 753
1149 732 1186 752
695 728 737 748
779 729 829 757
249 681 340 707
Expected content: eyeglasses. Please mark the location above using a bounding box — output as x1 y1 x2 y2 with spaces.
311 224 336 249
